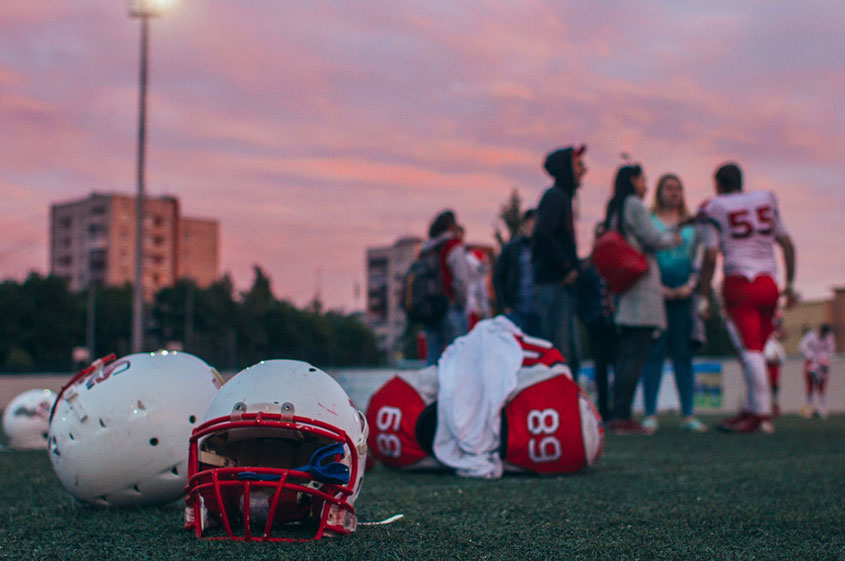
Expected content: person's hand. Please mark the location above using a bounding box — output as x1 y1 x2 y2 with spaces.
562 270 578 285
674 284 693 300
696 296 711 320
782 285 798 309
662 285 676 299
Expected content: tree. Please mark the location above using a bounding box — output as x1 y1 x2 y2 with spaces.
0 273 83 372
0 267 381 372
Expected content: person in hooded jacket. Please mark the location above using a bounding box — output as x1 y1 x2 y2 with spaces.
531 145 588 379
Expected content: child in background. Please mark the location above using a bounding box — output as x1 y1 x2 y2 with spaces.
763 324 787 417
799 324 835 419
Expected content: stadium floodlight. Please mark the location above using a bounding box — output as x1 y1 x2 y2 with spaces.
128 0 173 18
127 0 174 352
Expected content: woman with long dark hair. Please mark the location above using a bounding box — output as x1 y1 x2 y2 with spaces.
603 164 680 434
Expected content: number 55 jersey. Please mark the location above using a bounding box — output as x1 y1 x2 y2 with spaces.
698 190 788 282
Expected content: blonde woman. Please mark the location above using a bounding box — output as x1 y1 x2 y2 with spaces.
640 174 706 433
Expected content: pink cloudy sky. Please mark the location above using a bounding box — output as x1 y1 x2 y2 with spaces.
1 1 843 311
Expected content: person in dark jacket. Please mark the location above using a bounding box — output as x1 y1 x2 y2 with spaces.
493 209 540 335
532 145 587 378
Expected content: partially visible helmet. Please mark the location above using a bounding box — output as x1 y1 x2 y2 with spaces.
2 389 57 450
185 360 368 542
502 372 604 474
48 351 222 506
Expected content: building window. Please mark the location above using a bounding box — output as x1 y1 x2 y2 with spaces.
88 223 104 239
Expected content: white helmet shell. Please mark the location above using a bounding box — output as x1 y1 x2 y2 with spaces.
186 360 368 541
2 389 57 450
48 351 222 506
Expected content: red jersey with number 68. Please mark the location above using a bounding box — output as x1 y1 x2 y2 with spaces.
699 191 788 281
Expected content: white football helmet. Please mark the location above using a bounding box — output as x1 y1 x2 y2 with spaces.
48 351 223 506
2 389 57 450
185 360 368 542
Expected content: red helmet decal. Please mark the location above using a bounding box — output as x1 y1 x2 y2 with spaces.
365 377 428 469
503 374 586 474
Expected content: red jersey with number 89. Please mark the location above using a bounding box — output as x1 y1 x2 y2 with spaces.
699 191 788 281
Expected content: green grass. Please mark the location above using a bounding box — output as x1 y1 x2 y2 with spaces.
2 415 843 560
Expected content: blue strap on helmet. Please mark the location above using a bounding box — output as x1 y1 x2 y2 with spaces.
236 442 350 485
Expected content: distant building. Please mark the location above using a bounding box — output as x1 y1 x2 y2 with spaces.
781 288 844 354
50 193 219 299
364 236 497 362
365 237 422 361
178 217 220 288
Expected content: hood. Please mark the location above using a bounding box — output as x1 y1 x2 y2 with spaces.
543 147 580 192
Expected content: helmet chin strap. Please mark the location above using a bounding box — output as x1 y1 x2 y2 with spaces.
238 442 350 485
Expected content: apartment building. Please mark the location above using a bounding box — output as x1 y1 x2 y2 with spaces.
365 237 422 360
50 193 219 299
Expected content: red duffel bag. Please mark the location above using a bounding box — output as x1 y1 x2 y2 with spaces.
591 230 647 294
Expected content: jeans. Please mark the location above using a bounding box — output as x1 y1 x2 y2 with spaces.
641 298 695 417
425 305 468 366
612 326 656 421
535 283 581 379
586 320 616 421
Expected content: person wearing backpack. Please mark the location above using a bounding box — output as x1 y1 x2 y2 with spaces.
415 210 471 365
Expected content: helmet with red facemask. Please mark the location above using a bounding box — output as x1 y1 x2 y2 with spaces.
185 360 368 542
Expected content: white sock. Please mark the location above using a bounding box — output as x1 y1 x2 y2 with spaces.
741 351 771 415
818 393 827 412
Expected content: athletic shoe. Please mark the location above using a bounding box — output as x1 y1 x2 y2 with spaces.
716 410 753 432
606 419 651 435
680 418 708 432
641 416 659 434
801 405 813 419
726 414 774 434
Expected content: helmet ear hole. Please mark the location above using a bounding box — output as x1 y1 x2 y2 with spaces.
149 437 159 446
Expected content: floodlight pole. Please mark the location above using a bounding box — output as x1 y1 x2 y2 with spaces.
130 3 157 353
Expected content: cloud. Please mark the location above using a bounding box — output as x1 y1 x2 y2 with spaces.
1 0 843 306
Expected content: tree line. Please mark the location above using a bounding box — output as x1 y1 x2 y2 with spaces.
0 266 380 373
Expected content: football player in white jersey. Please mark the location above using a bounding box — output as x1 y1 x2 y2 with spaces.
799 323 835 418
697 163 796 434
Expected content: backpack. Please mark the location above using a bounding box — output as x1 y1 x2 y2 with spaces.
403 245 449 325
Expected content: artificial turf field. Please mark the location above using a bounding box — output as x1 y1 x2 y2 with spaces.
1 414 843 561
